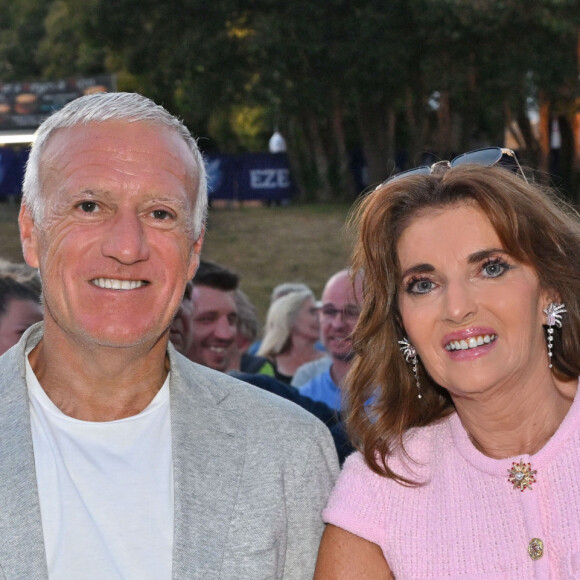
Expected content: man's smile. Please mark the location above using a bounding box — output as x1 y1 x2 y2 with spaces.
90 278 147 290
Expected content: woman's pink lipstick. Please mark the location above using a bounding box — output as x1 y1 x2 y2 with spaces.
442 327 497 361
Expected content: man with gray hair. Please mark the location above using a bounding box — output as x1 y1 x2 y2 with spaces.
2 92 338 579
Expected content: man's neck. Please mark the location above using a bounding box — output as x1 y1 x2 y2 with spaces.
28 330 170 422
329 357 351 388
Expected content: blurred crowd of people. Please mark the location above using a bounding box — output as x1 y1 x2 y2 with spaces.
168 259 362 463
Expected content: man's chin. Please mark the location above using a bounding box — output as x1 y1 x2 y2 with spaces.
74 328 164 350
331 349 355 363
203 352 229 372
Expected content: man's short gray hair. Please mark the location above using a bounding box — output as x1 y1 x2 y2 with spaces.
22 92 207 238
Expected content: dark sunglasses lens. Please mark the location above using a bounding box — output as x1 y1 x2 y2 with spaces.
387 166 432 184
495 151 521 173
450 147 502 168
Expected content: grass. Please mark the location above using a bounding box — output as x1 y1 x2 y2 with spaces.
0 200 354 326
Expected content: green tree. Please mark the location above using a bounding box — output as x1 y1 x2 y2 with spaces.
0 0 50 79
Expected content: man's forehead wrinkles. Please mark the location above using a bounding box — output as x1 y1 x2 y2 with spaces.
44 126 192 173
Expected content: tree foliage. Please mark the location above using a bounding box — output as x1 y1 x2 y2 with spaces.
0 0 578 198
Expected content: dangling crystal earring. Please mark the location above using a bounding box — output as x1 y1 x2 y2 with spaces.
543 302 566 368
398 338 422 399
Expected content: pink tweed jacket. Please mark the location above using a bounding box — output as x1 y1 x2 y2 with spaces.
323 381 580 579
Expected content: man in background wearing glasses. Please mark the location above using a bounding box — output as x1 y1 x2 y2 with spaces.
299 270 363 411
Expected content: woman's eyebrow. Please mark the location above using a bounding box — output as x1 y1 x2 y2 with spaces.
467 248 508 264
400 263 435 279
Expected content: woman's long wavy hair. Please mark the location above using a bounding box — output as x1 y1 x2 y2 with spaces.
346 165 580 483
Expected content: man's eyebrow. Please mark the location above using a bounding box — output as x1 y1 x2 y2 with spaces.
69 190 189 205
400 263 435 279
143 195 189 206
467 248 509 264
70 189 105 198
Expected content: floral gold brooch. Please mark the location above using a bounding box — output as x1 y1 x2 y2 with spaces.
507 460 537 492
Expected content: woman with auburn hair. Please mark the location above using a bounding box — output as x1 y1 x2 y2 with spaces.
258 288 325 384
314 149 580 578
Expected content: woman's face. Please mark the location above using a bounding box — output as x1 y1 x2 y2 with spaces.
397 203 550 400
293 297 320 342
0 298 43 356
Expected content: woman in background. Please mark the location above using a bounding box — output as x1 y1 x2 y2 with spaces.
258 288 324 384
315 150 580 578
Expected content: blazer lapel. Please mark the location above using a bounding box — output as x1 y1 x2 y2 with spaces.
170 351 246 580
0 326 48 579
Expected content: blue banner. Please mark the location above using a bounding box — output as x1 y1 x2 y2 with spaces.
0 149 296 201
204 152 295 201
0 147 28 198
205 153 236 200
237 153 295 201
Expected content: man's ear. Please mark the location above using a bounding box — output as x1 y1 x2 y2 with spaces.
187 227 205 280
19 203 40 268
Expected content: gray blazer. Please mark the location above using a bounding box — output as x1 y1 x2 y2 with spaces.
0 325 339 579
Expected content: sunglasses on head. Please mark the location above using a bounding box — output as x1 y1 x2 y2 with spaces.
383 147 526 185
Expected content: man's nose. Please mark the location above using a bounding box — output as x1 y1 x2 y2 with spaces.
101 211 150 264
214 317 236 340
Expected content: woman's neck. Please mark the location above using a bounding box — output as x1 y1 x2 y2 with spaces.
275 335 323 377
453 373 577 459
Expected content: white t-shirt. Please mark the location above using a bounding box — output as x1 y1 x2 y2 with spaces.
27 358 174 580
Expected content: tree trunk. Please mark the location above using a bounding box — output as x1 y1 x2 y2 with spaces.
436 90 452 158
356 101 390 186
386 105 396 170
556 115 577 202
538 94 551 174
331 94 357 198
285 117 308 202
405 87 429 166
512 97 541 169
305 109 332 201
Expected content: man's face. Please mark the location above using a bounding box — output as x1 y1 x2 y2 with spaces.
319 272 363 362
0 298 43 356
186 285 238 371
19 120 203 350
